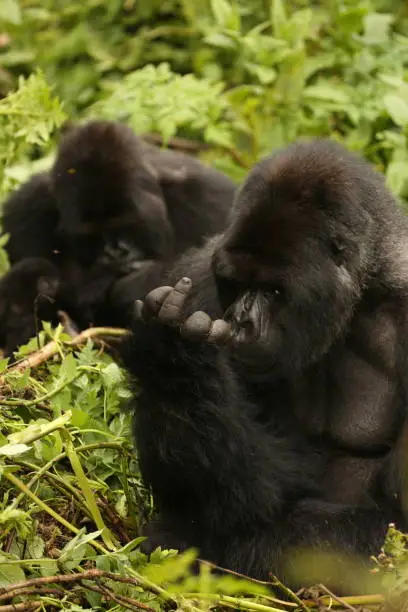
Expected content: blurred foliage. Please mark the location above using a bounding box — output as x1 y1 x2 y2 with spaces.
2 0 408 192
0 69 65 196
0 0 408 192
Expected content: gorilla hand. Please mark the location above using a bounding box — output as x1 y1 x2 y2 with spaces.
134 277 231 344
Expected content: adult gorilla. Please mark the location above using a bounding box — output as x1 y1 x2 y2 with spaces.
120 139 408 589
0 120 235 353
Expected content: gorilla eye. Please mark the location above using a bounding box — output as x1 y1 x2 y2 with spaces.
264 286 285 302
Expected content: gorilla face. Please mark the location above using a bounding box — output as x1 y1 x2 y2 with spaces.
211 175 369 375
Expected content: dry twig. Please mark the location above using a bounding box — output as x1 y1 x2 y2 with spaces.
0 587 64 602
0 603 42 612
82 583 154 611
142 132 208 153
317 584 357 611
0 569 156 612
2 325 128 380
0 569 106 594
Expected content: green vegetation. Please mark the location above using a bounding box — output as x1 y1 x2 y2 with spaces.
1 0 408 609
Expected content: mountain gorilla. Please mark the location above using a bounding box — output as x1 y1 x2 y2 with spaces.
120 139 408 589
0 120 235 354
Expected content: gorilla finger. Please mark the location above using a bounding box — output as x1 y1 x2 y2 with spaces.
182 311 213 340
158 278 192 324
208 319 232 344
143 286 173 320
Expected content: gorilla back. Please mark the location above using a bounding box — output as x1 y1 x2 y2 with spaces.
122 139 408 590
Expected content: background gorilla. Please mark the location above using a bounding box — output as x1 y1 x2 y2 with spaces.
0 120 235 350
0 257 61 356
120 139 408 590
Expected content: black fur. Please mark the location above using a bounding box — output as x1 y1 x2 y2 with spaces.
120 139 408 590
0 257 60 356
0 120 235 350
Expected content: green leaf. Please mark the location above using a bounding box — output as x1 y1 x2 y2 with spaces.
270 0 287 37
211 0 232 28
71 408 90 428
143 548 198 584
384 94 408 127
11 366 31 391
25 534 45 559
0 0 21 25
337 6 367 34
101 362 123 389
0 443 30 457
386 160 408 196
0 562 25 587
303 84 351 104
0 358 9 374
244 63 276 85
362 12 394 45
204 32 236 50
59 529 102 571
0 508 31 539
59 352 78 381
8 412 71 445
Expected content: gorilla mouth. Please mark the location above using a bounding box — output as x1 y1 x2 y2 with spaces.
229 320 258 345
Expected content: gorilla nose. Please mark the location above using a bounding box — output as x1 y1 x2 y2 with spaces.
233 319 255 344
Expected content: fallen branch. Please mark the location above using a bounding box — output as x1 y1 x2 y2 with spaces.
2 325 129 379
142 132 208 153
82 583 154 611
142 133 249 168
0 587 64 602
0 603 42 612
0 569 160 600
0 569 155 612
0 569 107 595
58 309 80 337
317 584 356 611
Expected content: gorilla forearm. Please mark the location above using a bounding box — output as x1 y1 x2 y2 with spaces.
125 311 311 533
130 333 306 520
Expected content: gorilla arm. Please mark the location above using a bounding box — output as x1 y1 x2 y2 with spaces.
121 276 310 547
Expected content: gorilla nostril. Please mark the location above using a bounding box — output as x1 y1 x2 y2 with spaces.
243 292 255 312
230 317 255 344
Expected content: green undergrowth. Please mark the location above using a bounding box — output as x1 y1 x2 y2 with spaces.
0 323 405 611
0 325 339 610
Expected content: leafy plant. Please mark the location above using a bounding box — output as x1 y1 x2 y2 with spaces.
0 69 66 197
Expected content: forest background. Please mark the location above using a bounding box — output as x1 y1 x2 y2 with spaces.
0 0 408 610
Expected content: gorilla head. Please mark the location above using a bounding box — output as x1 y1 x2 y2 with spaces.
51 120 174 267
211 140 385 375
